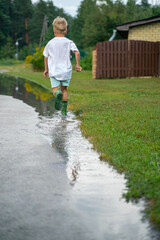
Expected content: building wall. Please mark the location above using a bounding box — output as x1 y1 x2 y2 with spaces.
128 22 160 42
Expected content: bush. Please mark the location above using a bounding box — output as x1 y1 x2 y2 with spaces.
71 48 92 70
25 47 44 71
80 52 92 70
18 44 36 60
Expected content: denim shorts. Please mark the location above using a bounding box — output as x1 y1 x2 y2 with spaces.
50 77 70 88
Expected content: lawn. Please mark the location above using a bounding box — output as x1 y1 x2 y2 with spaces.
1 63 160 227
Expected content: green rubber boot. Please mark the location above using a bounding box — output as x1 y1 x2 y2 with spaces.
61 101 67 116
55 88 63 110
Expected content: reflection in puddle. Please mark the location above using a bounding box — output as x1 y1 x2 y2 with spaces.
0 74 160 240
38 112 160 239
0 74 54 116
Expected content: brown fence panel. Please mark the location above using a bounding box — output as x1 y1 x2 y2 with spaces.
129 40 159 77
94 40 160 78
96 40 128 78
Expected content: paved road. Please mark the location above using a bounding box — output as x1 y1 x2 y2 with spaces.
0 96 90 240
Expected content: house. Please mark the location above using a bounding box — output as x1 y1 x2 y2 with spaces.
116 15 160 42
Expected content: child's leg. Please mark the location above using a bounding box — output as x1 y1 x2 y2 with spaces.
49 77 63 110
54 87 63 110
61 86 68 115
50 77 60 94
52 86 60 96
60 86 67 101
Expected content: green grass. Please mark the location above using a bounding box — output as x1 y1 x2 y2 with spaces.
0 59 23 66
1 64 160 227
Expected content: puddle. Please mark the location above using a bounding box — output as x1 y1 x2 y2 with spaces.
0 74 160 240
0 74 54 116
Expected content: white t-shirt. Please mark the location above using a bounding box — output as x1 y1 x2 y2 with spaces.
43 37 79 80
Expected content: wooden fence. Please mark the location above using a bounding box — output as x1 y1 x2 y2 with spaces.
92 40 160 78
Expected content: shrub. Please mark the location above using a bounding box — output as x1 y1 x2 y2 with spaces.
18 44 36 60
25 47 44 71
80 51 92 70
25 55 34 64
71 48 92 70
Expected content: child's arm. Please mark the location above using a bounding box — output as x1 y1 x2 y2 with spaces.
74 51 82 72
43 57 48 78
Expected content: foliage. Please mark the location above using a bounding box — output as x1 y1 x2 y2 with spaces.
28 0 48 45
0 37 16 59
24 80 53 101
0 0 11 46
27 0 73 46
25 47 44 71
0 0 159 56
25 55 34 65
71 48 92 70
18 44 37 60
77 49 92 70
70 0 159 48
0 0 73 53
11 0 32 47
80 54 92 70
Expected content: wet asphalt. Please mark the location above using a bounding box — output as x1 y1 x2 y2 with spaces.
0 96 90 240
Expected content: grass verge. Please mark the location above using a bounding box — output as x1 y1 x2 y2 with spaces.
1 64 160 227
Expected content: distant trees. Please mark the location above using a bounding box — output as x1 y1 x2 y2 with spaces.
0 0 73 59
70 0 160 48
0 37 15 59
0 0 159 59
29 0 48 44
11 0 32 45
0 0 12 46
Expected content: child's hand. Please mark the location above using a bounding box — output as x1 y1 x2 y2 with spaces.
75 65 82 72
43 70 48 78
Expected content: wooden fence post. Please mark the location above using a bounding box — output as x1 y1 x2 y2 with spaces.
158 42 160 77
92 48 97 79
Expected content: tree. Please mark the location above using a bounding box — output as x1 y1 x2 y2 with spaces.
11 0 32 45
99 0 126 40
70 0 100 48
141 0 150 7
46 0 58 25
29 0 48 44
0 0 11 48
0 0 158 57
70 0 126 48
152 4 160 16
0 37 16 59
126 0 138 21
22 0 32 45
81 0 106 47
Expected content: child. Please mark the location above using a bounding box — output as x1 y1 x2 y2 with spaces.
43 16 82 115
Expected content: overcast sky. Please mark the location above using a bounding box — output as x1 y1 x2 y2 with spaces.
32 0 83 17
32 0 159 17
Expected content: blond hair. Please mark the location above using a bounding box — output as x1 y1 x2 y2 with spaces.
52 17 68 34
